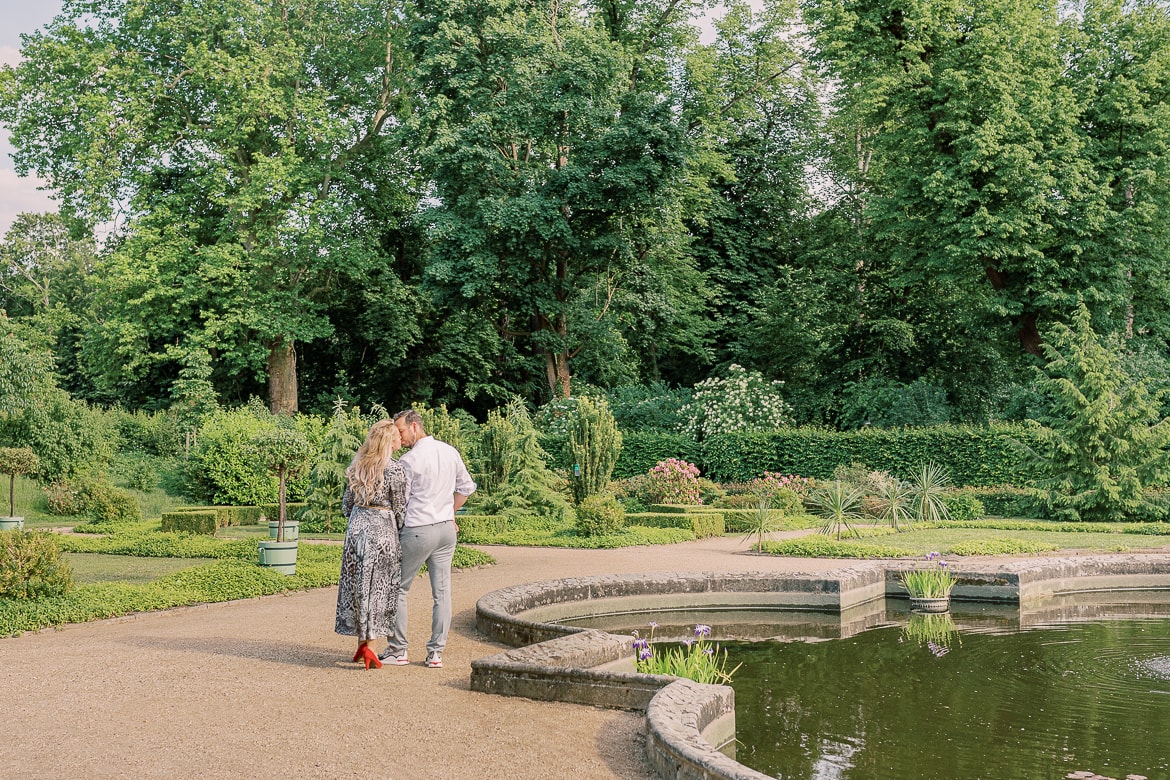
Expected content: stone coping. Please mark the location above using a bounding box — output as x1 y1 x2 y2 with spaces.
470 554 1170 780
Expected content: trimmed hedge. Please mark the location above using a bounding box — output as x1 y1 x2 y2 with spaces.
647 504 691 514
540 432 703 480
964 486 1048 518
174 505 266 527
759 536 908 559
614 433 705 479
700 425 1044 485
160 510 217 535
721 509 821 534
628 511 725 539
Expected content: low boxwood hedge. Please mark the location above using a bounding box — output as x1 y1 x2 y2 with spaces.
173 505 264 527
160 510 217 535
628 511 725 539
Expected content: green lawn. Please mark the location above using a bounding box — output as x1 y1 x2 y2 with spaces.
65 553 215 584
760 521 1170 558
851 526 1167 554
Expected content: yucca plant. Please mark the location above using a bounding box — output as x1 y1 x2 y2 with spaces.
910 462 952 523
806 480 865 540
740 498 779 552
874 477 915 530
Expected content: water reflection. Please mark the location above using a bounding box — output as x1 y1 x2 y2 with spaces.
900 612 961 657
727 617 1170 780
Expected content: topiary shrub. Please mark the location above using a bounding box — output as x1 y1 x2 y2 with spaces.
0 529 74 599
575 494 627 536
714 493 764 510
160 510 217 535
0 447 39 517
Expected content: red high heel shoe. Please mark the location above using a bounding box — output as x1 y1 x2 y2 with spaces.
358 644 382 670
353 647 364 663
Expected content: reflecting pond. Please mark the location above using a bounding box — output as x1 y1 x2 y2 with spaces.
561 603 1170 779
727 615 1170 780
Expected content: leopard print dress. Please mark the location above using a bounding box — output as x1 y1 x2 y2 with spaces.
334 462 407 641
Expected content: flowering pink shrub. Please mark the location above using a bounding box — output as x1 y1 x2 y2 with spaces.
749 472 814 500
647 458 703 505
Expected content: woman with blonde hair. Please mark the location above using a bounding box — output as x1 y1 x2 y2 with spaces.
334 419 407 669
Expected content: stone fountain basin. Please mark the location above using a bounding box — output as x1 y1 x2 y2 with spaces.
469 555 1170 780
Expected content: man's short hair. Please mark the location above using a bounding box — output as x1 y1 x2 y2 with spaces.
393 409 425 431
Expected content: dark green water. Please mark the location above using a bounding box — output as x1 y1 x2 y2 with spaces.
726 618 1170 780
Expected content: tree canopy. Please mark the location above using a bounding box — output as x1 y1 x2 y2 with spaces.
1 0 1169 427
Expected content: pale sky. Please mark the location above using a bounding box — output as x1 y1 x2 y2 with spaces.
0 0 63 236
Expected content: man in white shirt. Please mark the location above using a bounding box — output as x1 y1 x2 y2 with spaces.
380 409 476 669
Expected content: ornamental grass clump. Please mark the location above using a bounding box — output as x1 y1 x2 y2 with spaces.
647 458 703 505
632 623 740 685
899 552 956 598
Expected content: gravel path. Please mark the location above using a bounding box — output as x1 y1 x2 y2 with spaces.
1 533 856 780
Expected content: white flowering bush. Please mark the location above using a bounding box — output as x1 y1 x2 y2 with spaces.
679 365 794 439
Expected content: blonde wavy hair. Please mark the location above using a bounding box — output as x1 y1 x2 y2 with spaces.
345 419 401 505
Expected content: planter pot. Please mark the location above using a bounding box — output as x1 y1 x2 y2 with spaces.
268 520 300 541
0 517 24 531
257 540 298 575
909 596 951 613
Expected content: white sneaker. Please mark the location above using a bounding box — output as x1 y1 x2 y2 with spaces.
379 649 409 665
424 652 443 668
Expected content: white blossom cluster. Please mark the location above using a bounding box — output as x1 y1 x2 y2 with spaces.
679 364 794 439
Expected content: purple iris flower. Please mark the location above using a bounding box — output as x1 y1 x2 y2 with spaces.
694 624 712 638
639 647 653 661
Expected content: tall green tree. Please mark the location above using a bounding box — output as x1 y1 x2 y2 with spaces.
681 0 819 379
1058 0 1170 346
0 0 418 412
409 0 703 399
1025 302 1170 521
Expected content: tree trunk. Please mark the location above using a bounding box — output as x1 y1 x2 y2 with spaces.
985 265 1043 357
277 468 287 541
543 349 572 398
267 337 298 414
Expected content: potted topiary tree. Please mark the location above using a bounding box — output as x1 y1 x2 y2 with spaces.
0 447 39 530
249 427 312 575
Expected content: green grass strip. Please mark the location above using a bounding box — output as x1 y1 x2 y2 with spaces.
458 524 693 548
3 534 493 636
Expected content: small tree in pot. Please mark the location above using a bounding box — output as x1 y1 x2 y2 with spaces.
249 427 312 543
0 447 39 528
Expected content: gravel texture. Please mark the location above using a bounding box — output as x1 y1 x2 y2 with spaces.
1 532 1058 779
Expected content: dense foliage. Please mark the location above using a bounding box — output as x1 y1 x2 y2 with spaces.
0 0 1165 427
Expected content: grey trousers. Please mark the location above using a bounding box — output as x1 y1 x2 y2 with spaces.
386 521 456 656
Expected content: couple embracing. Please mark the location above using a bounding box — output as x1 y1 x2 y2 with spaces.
333 410 476 670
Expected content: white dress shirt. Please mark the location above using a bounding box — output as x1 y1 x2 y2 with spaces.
398 435 477 528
